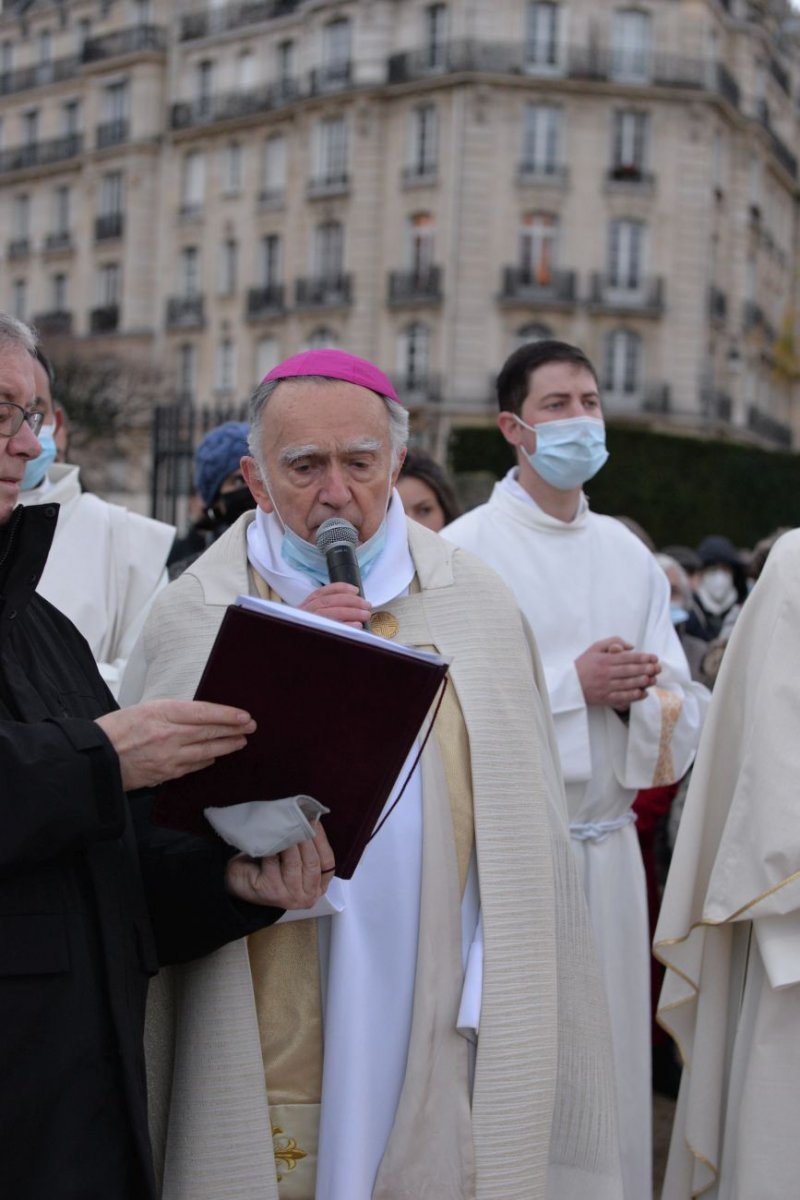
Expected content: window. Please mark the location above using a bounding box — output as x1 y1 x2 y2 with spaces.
276 40 295 95
314 221 344 280
22 111 39 147
13 194 30 240
178 343 197 400
96 262 120 306
222 142 243 194
62 100 81 137
712 132 726 195
314 116 348 184
608 219 644 290
408 212 435 274
75 20 92 55
514 323 553 350
425 4 448 69
215 338 236 393
611 9 652 83
749 155 762 215
321 18 352 83
218 238 237 295
522 104 561 174
238 50 256 89
260 234 282 286
603 329 641 395
256 335 280 381
611 111 648 178
408 105 438 176
51 272 68 311
519 212 558 284
132 0 153 24
12 279 26 321
526 2 560 70
262 134 287 202
38 30 52 66
398 322 431 387
181 151 206 215
100 171 124 216
103 81 128 123
306 327 338 350
179 246 200 297
52 185 70 235
1 41 13 75
195 60 214 114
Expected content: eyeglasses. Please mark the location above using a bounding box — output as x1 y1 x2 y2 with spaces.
0 402 44 439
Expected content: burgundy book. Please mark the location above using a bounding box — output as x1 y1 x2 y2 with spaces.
153 595 449 879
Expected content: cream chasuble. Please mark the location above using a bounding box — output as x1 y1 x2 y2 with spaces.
133 506 624 1200
444 474 710 1200
656 528 800 1199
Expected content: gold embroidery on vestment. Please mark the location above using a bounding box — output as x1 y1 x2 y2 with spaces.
272 1124 308 1182
369 610 399 639
651 688 682 786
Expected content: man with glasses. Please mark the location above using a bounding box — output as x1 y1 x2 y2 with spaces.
16 346 175 698
0 312 334 1199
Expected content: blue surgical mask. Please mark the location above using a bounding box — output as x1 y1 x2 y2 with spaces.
280 518 388 586
21 424 57 491
515 415 609 490
670 604 689 627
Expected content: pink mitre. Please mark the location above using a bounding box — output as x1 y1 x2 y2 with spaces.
262 349 400 404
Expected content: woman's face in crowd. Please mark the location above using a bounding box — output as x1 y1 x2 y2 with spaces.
397 475 447 532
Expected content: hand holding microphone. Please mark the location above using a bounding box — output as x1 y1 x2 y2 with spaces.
297 518 372 628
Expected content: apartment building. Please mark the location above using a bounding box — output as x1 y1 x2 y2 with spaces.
0 0 798 469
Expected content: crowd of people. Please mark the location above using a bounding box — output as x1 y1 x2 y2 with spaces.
1 311 796 1200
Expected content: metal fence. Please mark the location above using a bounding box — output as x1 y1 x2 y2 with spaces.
151 400 248 528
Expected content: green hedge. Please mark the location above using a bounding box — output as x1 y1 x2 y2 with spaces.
449 424 800 548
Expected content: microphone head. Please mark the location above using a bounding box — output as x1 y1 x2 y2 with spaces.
315 517 359 553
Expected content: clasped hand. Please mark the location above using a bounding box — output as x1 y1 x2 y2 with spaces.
225 821 335 910
575 637 661 711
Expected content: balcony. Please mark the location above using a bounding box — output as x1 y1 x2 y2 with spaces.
95 213 125 241
44 231 73 253
89 304 119 333
179 1 301 41
294 275 352 309
0 134 82 176
170 81 300 130
642 384 671 414
606 164 655 190
96 119 129 149
7 238 30 261
747 406 792 448
589 273 664 316
309 63 353 95
402 163 438 188
387 267 443 306
306 172 350 199
246 285 286 319
166 295 205 329
32 310 73 337
700 389 733 423
742 301 776 340
81 25 167 64
499 267 577 308
708 285 727 323
387 41 742 109
0 55 78 97
517 162 569 187
393 375 443 406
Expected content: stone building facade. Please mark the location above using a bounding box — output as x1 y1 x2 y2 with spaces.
0 0 798 472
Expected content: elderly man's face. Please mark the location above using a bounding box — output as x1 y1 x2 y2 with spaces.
242 379 404 544
0 346 40 526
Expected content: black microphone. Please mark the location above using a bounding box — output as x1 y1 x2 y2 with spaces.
315 517 364 597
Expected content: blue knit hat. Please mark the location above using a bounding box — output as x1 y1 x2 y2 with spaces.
194 421 249 507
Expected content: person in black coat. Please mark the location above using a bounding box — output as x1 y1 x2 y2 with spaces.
0 316 334 1199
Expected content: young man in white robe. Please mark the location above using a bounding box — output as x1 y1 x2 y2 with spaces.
125 348 624 1200
443 339 710 1200
656 528 800 1199
17 349 174 697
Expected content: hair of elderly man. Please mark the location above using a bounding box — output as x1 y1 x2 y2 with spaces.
247 375 409 478
0 312 38 358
